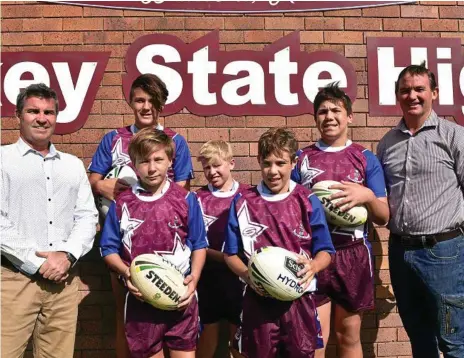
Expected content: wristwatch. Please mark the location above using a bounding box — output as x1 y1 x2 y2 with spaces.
65 252 77 265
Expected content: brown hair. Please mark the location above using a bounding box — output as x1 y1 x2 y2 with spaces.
258 127 298 162
16 83 59 115
129 74 169 113
129 127 174 164
313 82 352 115
197 140 233 164
395 61 437 93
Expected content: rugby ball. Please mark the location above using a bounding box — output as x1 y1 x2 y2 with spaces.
129 254 187 310
248 246 315 301
96 165 138 218
312 180 368 227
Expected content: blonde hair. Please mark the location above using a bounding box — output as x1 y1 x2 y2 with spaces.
197 140 233 164
129 127 174 164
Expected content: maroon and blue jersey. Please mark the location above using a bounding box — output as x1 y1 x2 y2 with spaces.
224 181 334 269
89 124 194 182
196 181 250 252
292 140 387 247
100 180 207 275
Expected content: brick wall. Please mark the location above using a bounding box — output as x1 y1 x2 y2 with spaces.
2 1 463 357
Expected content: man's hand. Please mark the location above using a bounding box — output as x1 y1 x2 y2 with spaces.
178 274 198 310
97 178 131 201
328 180 375 212
36 251 71 283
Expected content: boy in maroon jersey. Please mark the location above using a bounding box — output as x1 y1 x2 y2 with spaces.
224 128 335 358
195 140 249 358
100 128 207 358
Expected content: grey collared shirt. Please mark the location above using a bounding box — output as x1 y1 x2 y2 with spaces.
377 111 464 236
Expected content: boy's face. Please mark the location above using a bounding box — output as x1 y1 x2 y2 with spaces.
135 145 172 193
200 156 235 190
315 100 353 143
130 87 161 129
258 150 296 195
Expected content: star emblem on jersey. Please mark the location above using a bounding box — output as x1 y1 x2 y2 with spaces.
112 137 131 167
237 201 268 256
120 203 144 254
198 199 218 230
156 232 192 275
301 156 324 186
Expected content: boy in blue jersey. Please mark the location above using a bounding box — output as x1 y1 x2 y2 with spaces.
224 128 335 358
100 128 207 358
291 83 389 358
89 74 194 358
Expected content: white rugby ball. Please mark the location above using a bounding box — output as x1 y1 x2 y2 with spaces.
312 180 368 227
96 165 138 218
130 254 187 310
248 246 315 301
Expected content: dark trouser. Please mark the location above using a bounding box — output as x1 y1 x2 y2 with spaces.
389 234 464 358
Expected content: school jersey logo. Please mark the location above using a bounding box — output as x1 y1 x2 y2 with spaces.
293 223 310 239
120 203 144 253
237 201 268 256
168 216 183 230
112 137 131 167
346 168 364 184
301 156 324 186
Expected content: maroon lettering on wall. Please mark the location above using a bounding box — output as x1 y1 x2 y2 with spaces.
1 52 110 134
122 31 358 117
44 1 415 13
367 37 464 126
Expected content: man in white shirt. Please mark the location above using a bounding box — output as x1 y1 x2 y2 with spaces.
1 83 98 357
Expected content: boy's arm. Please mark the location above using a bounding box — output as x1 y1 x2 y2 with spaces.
178 193 208 309
290 149 303 183
328 150 389 226
172 135 194 190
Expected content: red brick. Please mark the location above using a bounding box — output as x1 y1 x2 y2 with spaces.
225 17 265 30
64 18 103 31
362 328 397 343
345 18 382 31
234 157 260 171
422 19 458 31
1 19 22 32
78 306 102 320
83 7 123 17
362 5 400 17
265 17 304 30
440 5 464 18
376 284 395 299
103 18 143 31
2 4 43 18
244 30 284 43
460 20 464 31
299 31 324 44
219 31 245 44
383 18 421 31
188 128 229 142
104 44 129 58
123 31 151 44
421 0 456 3
378 313 403 328
42 4 83 17
363 31 403 40
230 128 267 142
377 342 412 356
165 114 206 128
83 144 99 158
75 335 104 350
102 100 132 115
367 116 400 127
2 32 43 45
1 130 19 145
205 115 246 128
166 31 207 44
323 9 361 17
84 31 123 44
144 17 185 30
404 31 440 38
304 44 344 55
43 32 82 45
287 114 314 128
440 32 464 41
69 129 105 144
95 86 124 100
325 31 363 44
185 17 224 30
281 11 323 18
84 115 124 129
245 116 285 127
401 5 438 18
352 127 390 141
295 128 312 141
63 44 105 52
1 117 19 129
352 99 369 113
305 18 344 30
397 327 409 341
104 58 123 72
54 144 83 157
123 9 163 17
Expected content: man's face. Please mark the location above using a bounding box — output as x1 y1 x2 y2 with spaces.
18 96 57 151
135 145 172 193
315 100 352 143
200 156 235 190
258 151 296 195
396 73 438 121
130 88 161 129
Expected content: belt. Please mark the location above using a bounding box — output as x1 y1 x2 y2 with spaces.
391 226 464 249
1 255 41 280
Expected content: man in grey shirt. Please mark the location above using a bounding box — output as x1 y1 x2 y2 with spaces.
377 63 464 358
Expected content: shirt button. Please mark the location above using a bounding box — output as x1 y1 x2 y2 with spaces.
47 177 50 180
405 222 408 226
49 221 52 224
407 156 411 160
48 198 51 202
49 243 53 247
406 177 410 181
405 199 409 204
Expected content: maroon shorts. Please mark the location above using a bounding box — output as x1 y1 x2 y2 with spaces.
125 293 199 357
234 288 318 358
197 268 244 325
314 239 374 312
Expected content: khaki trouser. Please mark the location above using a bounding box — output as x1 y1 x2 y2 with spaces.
1 264 79 358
